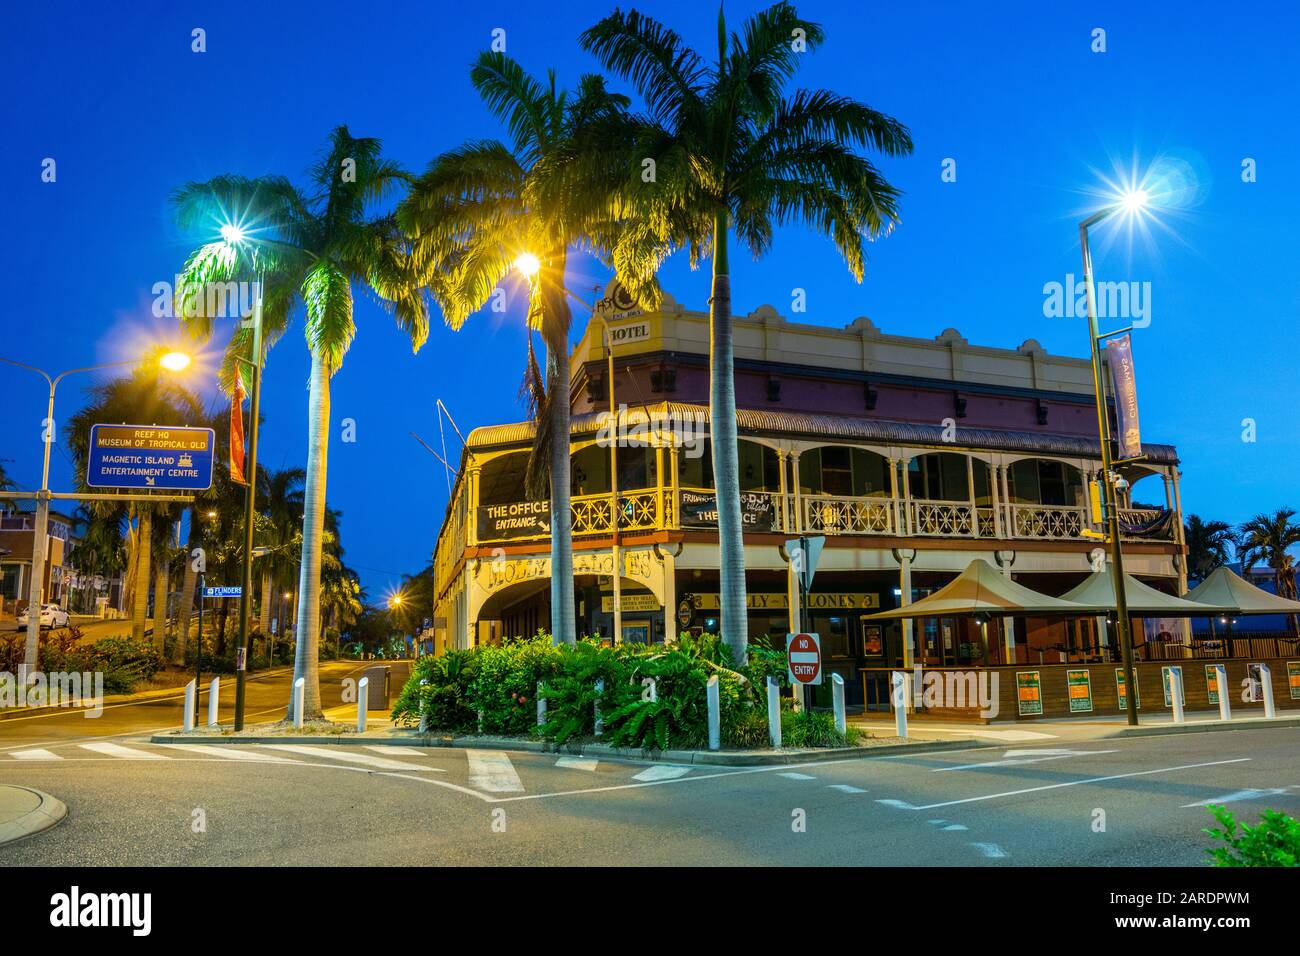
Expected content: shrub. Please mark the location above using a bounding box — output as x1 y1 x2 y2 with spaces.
539 640 624 743
1204 805 1300 867
469 633 560 735
391 648 478 733
781 707 854 749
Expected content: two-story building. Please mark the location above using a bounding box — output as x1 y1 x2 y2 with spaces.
431 286 1185 707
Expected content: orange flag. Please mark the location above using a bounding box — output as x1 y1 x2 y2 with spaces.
230 376 247 485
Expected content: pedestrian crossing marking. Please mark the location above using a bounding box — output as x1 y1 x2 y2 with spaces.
165 744 292 762
260 744 444 772
632 765 691 782
466 750 525 792
971 842 1009 859
555 756 599 771
364 745 433 757
11 749 62 760
80 742 169 760
827 784 866 793
778 771 816 780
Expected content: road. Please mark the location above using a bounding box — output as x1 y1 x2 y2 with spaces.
2 673 1297 865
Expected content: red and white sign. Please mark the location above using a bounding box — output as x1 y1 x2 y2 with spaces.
786 632 822 686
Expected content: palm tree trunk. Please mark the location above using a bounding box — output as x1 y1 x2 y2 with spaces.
291 350 329 720
151 558 169 654
259 569 272 635
548 338 576 645
131 509 152 643
173 509 200 664
710 213 748 664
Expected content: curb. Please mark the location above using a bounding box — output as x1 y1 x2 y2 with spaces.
0 786 68 846
1090 714 1300 739
147 730 981 765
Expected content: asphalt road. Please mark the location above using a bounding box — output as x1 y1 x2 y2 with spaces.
3 681 1297 865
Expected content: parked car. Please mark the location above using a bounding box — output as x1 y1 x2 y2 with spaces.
16 603 70 629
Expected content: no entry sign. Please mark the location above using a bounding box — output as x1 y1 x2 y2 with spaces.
786 632 822 686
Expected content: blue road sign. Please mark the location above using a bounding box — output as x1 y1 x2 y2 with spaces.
87 424 214 490
202 586 243 598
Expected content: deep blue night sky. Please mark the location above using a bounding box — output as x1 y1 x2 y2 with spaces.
4 1 1298 600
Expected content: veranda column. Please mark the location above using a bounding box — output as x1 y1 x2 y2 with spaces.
790 452 803 534
989 463 1003 538
897 548 915 670
966 456 979 538
888 456 901 535
776 450 789 534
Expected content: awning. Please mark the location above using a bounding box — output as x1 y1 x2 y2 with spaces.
863 559 1094 620
1060 566 1219 617
1184 566 1300 616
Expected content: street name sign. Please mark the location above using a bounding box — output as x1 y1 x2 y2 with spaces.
87 424 215 490
202 586 243 598
786 632 822 686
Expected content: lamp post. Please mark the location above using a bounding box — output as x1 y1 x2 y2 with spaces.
1079 188 1148 727
0 351 191 672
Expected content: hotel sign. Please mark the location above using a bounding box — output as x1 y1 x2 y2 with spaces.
691 592 879 611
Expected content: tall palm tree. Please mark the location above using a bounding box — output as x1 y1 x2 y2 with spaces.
173 126 429 720
257 466 305 635
65 362 202 643
1237 508 1300 635
1184 514 1236 583
580 3 912 660
398 52 636 646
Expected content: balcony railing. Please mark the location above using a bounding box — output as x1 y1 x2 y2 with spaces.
470 487 1176 546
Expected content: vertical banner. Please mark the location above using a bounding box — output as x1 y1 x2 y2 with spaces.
1161 665 1184 708
1066 668 1094 713
230 376 247 485
1205 664 1221 705
1116 668 1141 711
1288 661 1300 700
1016 671 1043 716
1106 334 1142 459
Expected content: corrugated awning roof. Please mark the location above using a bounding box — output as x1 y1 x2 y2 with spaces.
466 401 1178 464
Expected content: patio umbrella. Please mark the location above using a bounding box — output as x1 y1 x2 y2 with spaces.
863 558 1093 620
1060 565 1218 616
1184 566 1300 615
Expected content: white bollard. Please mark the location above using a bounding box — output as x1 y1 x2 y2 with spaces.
207 676 220 727
892 670 909 739
183 679 196 732
832 672 846 734
767 676 782 748
1169 667 1185 724
706 675 720 751
1214 664 1231 722
594 678 604 736
356 676 369 733
1259 663 1276 718
536 681 547 727
292 677 305 729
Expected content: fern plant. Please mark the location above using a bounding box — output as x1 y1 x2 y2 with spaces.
1204 805 1300 866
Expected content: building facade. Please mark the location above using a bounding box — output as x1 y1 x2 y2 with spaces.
431 288 1191 709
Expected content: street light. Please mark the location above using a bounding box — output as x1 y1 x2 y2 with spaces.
159 350 192 372
0 348 192 670
1079 185 1152 727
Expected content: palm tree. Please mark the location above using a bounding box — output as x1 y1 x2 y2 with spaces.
398 52 635 646
65 362 202 643
580 3 912 660
173 126 429 720
1184 514 1236 583
257 466 305 636
1237 508 1300 636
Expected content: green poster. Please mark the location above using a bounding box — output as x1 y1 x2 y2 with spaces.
1016 670 1043 716
1205 664 1221 705
1116 668 1141 711
1067 668 1093 713
1161 666 1184 708
1288 661 1300 701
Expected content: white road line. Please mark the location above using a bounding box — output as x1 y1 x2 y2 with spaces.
777 771 817 780
827 784 867 793
946 729 1058 742
261 744 444 773
465 750 525 792
364 745 432 757
80 742 170 759
163 744 293 762
1181 787 1297 808
632 765 692 782
971 842 1009 859
11 748 62 760
876 798 920 809
932 750 1119 772
555 756 599 771
903 758 1253 811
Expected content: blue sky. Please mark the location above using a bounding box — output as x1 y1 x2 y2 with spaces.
4 0 1298 599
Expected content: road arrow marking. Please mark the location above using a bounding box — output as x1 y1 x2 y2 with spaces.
778 771 817 780
1181 787 1298 808
875 798 920 810
633 765 691 782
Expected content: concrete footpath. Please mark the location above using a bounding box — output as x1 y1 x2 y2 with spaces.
0 785 67 846
149 704 1300 767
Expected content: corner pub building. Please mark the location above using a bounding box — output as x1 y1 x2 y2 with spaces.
431 283 1210 718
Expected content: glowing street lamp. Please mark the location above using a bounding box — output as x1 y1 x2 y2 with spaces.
513 252 541 278
159 350 192 372
220 223 247 245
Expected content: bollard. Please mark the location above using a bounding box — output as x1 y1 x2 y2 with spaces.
207 676 220 727
356 676 369 733
293 677 305 729
706 675 720 751
536 681 547 728
1214 664 1231 721
594 678 604 736
183 679 196 732
1169 667 1185 724
892 671 909 739
1259 663 1276 718
767 676 782 748
832 672 846 734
